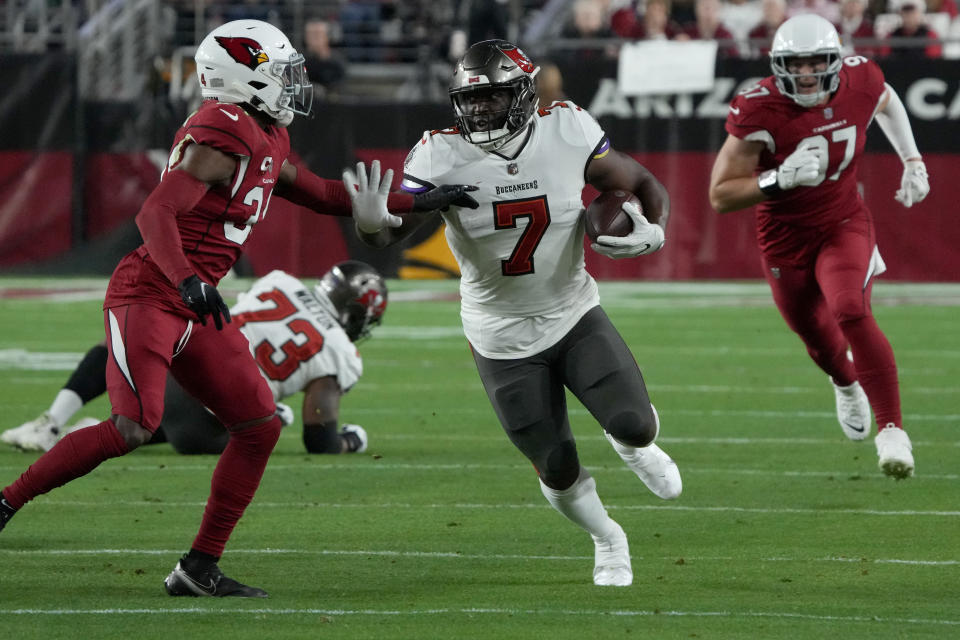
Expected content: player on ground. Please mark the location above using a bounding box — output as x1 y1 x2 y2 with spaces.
2 262 386 456
346 39 681 587
708 14 930 479
0 20 472 597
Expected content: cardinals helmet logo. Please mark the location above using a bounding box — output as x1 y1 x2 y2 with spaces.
215 36 269 70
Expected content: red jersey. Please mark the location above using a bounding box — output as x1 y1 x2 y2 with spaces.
725 56 887 263
104 101 291 316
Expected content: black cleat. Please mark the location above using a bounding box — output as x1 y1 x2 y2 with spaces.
0 493 16 533
164 556 268 598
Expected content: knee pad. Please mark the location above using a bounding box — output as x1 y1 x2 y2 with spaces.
539 439 581 489
606 405 658 448
229 415 283 454
831 289 869 324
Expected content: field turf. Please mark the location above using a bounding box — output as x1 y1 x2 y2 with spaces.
0 277 957 640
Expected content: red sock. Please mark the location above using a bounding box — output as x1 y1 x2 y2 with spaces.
840 316 902 429
2 420 128 509
191 416 282 557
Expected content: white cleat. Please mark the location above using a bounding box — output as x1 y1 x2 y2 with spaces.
875 427 914 479
832 379 871 441
606 433 682 500
61 417 102 438
1 412 61 452
592 522 632 587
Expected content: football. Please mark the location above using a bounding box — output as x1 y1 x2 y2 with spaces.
584 190 638 243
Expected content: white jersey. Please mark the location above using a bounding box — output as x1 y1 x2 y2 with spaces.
402 102 608 359
231 270 362 401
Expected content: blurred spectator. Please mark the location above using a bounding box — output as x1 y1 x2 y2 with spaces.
222 0 281 24
787 0 841 22
885 0 942 58
536 61 566 108
721 0 764 54
926 0 958 16
836 0 877 56
678 0 740 57
747 0 787 56
560 0 618 61
340 0 384 62
612 0 684 38
467 0 510 45
303 18 346 94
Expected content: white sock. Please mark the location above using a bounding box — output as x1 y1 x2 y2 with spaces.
539 470 617 539
47 389 83 428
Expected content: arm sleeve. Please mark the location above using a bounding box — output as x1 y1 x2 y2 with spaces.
135 168 209 286
281 165 416 216
874 83 922 163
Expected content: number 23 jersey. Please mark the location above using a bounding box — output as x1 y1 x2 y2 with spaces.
231 270 362 402
401 102 607 358
725 56 887 261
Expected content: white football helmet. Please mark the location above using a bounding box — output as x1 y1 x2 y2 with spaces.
770 14 843 107
194 20 312 127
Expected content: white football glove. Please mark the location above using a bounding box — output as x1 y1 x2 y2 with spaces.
591 201 665 259
777 142 821 190
342 160 403 234
895 159 929 207
275 402 295 427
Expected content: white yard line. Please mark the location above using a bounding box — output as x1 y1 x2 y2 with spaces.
0 605 957 627
5 499 958 517
2 547 956 566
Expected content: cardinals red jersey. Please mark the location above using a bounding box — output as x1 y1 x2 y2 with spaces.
105 101 291 316
725 56 887 263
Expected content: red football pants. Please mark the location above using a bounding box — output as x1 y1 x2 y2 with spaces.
762 214 902 429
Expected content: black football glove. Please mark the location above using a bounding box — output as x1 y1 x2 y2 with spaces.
178 275 231 330
412 184 479 212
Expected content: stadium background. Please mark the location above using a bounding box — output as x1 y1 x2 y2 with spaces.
0 0 956 281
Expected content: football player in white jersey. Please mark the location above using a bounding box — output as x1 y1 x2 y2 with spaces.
2 261 386 456
344 39 682 587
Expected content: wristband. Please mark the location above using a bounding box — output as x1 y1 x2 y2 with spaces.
758 169 782 196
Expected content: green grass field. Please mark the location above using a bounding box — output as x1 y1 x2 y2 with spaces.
0 277 957 640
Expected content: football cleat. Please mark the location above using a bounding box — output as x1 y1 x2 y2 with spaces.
606 433 682 500
164 557 268 598
0 492 16 533
831 379 871 441
340 424 368 453
875 427 914 480
592 522 632 586
1 412 60 452
60 417 101 438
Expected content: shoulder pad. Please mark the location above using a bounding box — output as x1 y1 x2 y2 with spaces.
184 102 260 156
538 101 605 150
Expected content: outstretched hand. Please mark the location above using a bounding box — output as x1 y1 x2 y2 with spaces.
412 184 480 212
342 160 403 233
591 201 665 259
178 275 231 330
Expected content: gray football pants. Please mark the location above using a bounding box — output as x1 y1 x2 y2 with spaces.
471 305 656 490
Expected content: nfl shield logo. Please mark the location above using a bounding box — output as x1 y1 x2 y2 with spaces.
824 107 833 119
507 163 519 175
770 267 781 279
